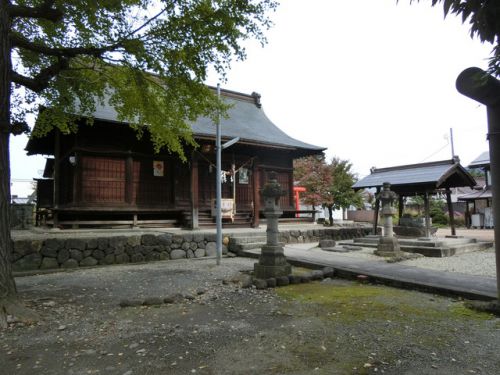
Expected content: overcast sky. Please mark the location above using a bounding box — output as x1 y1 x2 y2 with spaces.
10 0 494 182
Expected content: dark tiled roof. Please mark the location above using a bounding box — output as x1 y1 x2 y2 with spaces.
352 159 476 193
28 88 325 154
457 187 492 201
468 151 490 168
191 95 324 151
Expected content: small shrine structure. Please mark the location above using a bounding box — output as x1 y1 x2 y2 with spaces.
353 158 476 237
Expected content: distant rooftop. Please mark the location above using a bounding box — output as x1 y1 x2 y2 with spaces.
353 158 476 195
468 151 490 168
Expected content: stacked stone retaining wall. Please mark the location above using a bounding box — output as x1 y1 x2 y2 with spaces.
278 226 371 243
11 226 372 272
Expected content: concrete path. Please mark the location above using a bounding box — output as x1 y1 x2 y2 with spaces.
245 243 498 300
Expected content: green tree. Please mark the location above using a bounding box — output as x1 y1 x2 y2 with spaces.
294 156 363 225
412 0 500 76
294 155 331 220
0 0 277 327
324 157 363 223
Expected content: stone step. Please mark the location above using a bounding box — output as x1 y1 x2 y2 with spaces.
228 234 267 254
352 236 478 248
343 236 493 257
401 241 492 257
230 235 267 244
238 242 266 251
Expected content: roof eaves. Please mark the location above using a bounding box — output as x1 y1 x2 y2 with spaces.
371 159 454 174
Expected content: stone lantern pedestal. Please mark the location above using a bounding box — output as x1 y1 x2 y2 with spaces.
375 182 402 257
254 173 292 279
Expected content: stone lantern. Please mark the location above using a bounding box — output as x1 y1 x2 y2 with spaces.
254 172 292 279
375 182 401 256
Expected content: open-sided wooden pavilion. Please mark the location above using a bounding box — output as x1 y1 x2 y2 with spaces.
26 88 325 228
352 158 476 236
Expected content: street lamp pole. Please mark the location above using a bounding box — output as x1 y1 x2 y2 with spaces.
216 84 222 265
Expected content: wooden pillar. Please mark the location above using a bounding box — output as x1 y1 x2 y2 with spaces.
125 152 133 205
398 195 404 226
446 188 456 236
465 202 471 228
252 158 260 228
53 129 61 227
373 187 380 235
288 170 294 209
424 191 431 238
72 151 82 204
190 152 199 229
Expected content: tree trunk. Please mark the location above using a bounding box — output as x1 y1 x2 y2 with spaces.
328 205 333 226
0 2 37 328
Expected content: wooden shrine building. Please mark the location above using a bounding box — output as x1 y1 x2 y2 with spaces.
352 158 476 236
26 88 325 228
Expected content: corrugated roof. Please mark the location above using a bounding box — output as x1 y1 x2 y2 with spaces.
352 159 476 192
468 151 490 168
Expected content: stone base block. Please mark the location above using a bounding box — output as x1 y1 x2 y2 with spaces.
375 237 401 257
254 263 291 280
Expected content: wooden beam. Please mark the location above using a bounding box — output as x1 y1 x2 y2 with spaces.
446 188 456 236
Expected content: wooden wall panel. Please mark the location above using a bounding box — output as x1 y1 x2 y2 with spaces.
81 156 125 203
133 159 172 206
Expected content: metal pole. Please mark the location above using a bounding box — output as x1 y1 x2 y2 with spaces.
450 127 455 158
456 67 500 300
216 84 222 265
487 105 500 300
232 154 236 217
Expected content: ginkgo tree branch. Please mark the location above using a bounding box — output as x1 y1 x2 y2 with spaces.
7 0 63 22
12 57 69 92
10 33 122 58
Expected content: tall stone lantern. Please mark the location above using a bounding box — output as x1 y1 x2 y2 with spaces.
254 172 292 279
375 182 402 256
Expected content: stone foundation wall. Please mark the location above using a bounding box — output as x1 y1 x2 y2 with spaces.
278 226 372 244
11 226 373 272
11 233 228 273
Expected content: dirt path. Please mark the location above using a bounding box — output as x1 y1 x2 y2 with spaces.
1 258 499 374
436 228 495 242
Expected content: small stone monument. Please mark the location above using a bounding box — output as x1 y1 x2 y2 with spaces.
254 172 292 279
375 182 402 256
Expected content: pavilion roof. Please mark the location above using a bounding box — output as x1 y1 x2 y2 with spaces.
352 158 476 195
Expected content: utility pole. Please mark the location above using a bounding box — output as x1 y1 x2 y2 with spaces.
450 127 455 158
215 84 222 266
456 67 500 301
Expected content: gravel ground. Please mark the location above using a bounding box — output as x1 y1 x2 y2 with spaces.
1 257 500 375
319 246 498 278
399 247 497 277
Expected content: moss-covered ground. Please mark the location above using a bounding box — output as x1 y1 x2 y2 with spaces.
271 281 498 374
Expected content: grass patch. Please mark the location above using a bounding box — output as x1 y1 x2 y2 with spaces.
450 303 495 320
276 283 496 324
